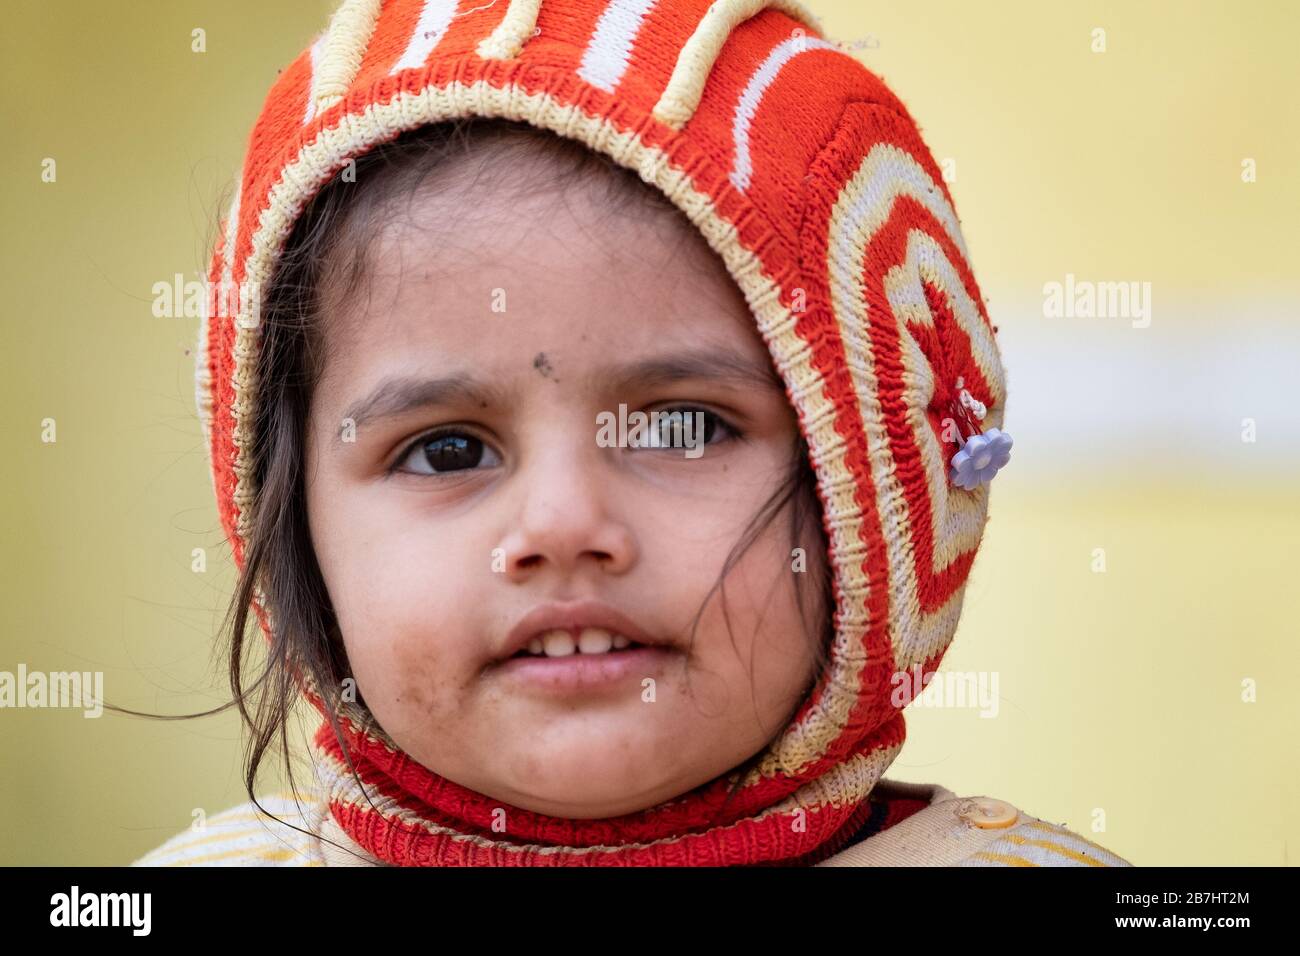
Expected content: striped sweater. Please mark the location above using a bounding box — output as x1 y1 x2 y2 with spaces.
130 779 1133 867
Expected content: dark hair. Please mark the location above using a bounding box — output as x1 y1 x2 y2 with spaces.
115 117 835 854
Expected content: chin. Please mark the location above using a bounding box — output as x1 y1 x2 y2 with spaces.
497 786 671 821
484 739 692 819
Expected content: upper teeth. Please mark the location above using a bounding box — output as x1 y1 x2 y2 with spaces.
525 628 635 657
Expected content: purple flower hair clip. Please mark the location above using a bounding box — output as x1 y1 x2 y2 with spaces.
946 376 1013 490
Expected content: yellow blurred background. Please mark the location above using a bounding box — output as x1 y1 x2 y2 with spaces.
1 0 1295 866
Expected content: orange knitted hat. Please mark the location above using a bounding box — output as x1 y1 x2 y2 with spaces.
196 0 1010 865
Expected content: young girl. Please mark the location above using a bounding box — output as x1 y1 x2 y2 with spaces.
133 0 1128 867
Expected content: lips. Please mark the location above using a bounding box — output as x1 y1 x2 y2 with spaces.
494 643 679 694
495 599 668 664
519 627 639 658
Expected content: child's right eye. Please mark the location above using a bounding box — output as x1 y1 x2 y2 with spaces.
392 430 503 477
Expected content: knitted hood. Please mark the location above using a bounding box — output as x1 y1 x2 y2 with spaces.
196 0 1009 866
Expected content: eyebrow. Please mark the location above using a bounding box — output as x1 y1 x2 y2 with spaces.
343 375 508 429
341 348 784 429
600 349 783 396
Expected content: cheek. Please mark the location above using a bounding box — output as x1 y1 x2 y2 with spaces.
700 504 821 691
309 489 483 724
337 584 476 743
358 631 468 736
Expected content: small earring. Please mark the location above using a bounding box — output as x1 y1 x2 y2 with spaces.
947 376 1012 490
956 376 987 420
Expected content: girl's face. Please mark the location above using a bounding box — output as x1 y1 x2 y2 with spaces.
304 147 825 820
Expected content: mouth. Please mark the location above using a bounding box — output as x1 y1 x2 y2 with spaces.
507 627 650 660
489 600 682 693
494 598 672 663
494 636 680 695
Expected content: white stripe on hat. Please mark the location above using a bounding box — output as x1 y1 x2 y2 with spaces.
303 35 327 125
835 142 969 263
390 0 458 75
196 168 243 475
652 0 823 129
577 0 660 93
220 175 243 293
729 34 840 192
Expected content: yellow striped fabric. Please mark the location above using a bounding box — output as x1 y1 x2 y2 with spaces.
131 792 328 867
131 789 1132 867
958 819 1132 867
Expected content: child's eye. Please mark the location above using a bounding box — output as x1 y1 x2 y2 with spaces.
392 430 503 476
629 405 739 450
391 406 739 477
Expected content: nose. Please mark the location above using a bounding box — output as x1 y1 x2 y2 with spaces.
495 442 638 583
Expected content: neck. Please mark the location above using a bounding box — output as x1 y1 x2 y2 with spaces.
305 710 908 866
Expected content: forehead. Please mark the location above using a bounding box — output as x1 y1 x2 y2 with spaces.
315 153 763 390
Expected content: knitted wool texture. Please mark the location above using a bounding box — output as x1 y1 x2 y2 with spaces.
196 0 1008 866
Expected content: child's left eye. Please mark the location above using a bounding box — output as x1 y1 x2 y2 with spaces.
629 406 739 450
